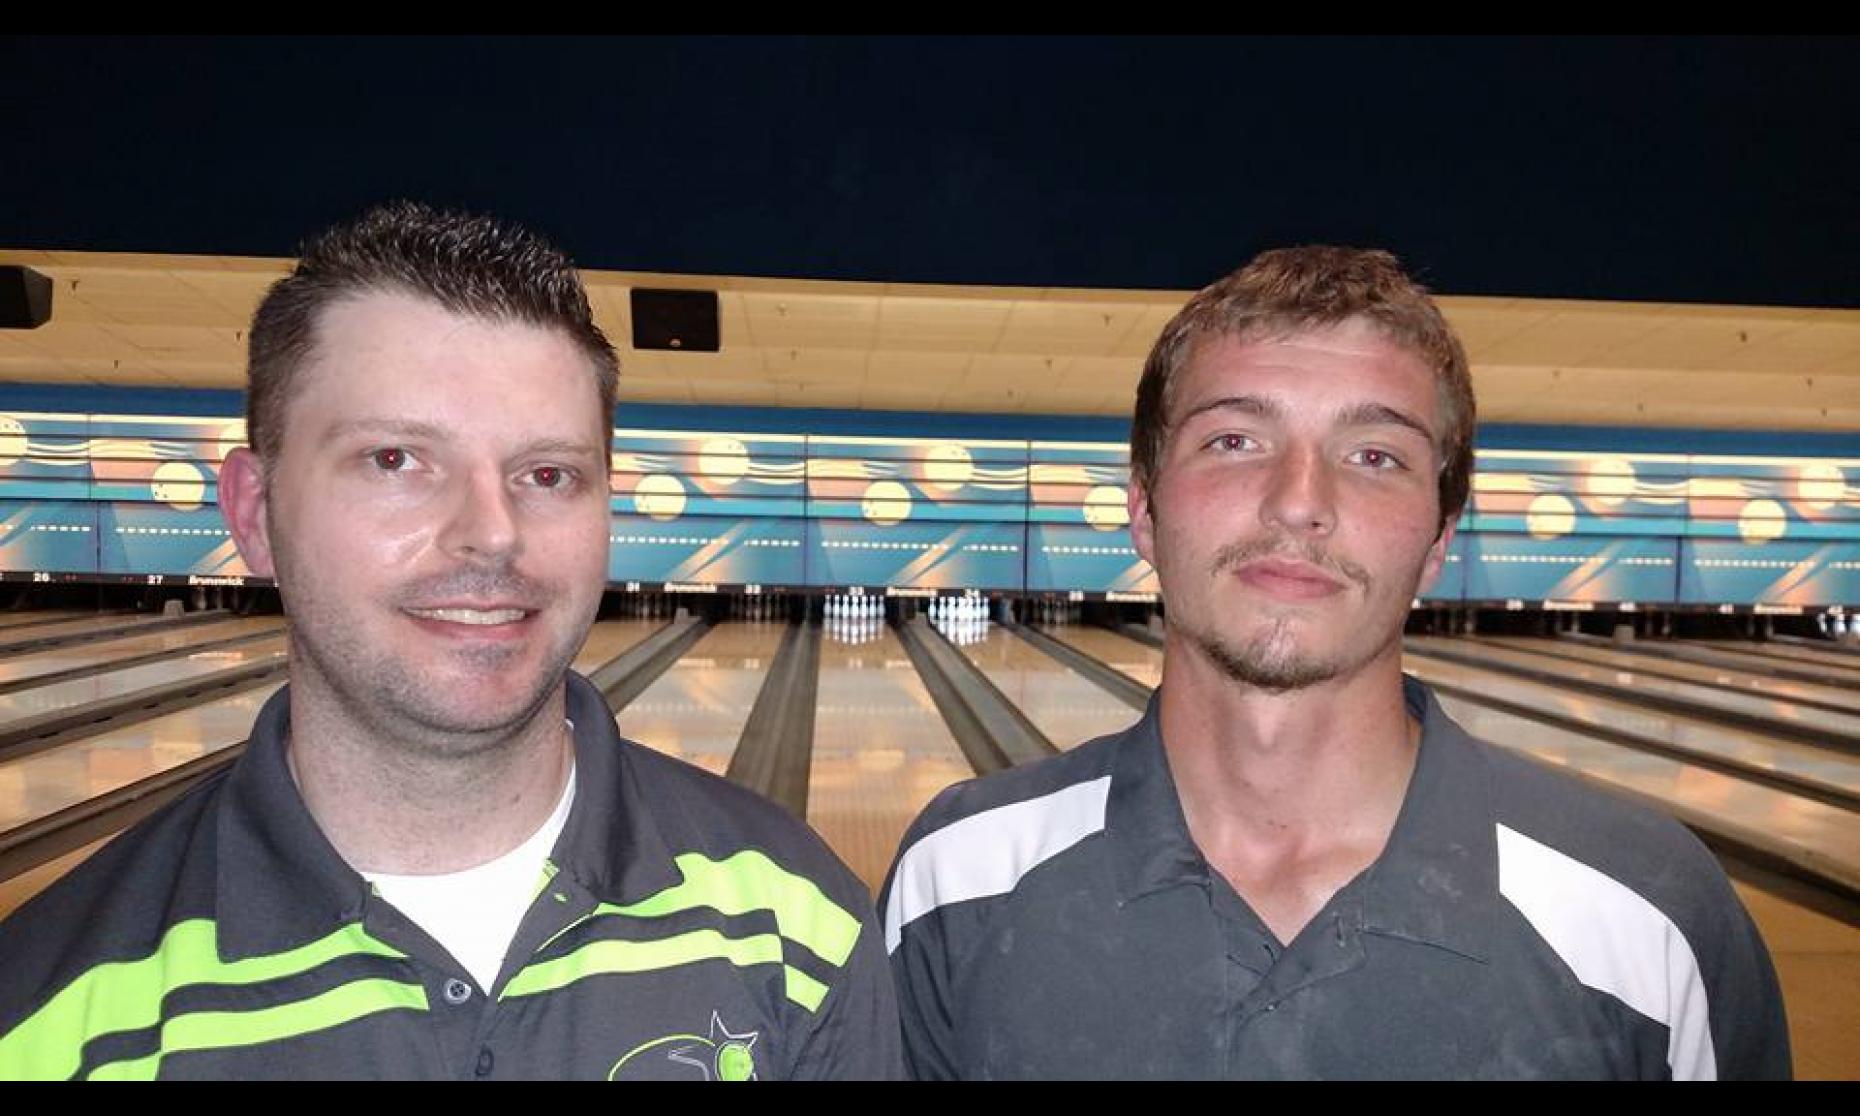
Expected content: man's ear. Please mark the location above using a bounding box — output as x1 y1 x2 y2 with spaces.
1129 472 1157 570
219 447 277 578
1416 515 1456 597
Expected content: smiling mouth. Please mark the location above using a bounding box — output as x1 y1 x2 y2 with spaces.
404 607 531 625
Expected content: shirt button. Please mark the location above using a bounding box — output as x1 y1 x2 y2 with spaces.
475 1048 495 1078
443 978 473 1005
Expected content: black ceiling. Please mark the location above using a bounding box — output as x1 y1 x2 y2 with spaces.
4 36 1853 307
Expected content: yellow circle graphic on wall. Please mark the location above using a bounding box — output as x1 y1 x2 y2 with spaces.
1526 493 1576 539
924 444 974 492
1795 463 1845 511
215 421 247 462
1082 485 1129 531
151 461 206 510
635 473 688 521
1738 499 1787 544
0 415 25 466
698 437 750 485
861 480 912 525
1581 457 1636 507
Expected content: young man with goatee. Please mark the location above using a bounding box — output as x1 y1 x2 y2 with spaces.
0 204 900 1080
880 247 1789 1079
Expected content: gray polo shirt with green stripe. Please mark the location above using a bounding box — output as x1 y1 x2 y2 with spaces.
0 672 902 1080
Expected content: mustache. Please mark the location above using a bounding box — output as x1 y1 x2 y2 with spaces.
390 567 555 609
1211 537 1372 589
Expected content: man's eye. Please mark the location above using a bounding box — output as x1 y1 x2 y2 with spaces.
1208 433 1254 453
531 466 566 488
371 448 409 471
1354 448 1403 470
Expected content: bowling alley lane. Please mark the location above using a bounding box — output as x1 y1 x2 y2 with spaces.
0 635 289 731
0 681 282 837
615 620 788 775
1042 623 1163 690
950 623 1143 750
0 682 282 918
0 611 188 650
0 609 94 631
0 615 284 689
1431 694 1860 887
1474 636 1860 716
1730 871 1860 1080
1701 640 1860 682
1407 635 1860 742
569 618 666 675
809 622 973 895
1402 656 1860 802
0 838 107 920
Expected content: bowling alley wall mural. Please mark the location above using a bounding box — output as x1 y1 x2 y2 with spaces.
2 410 1858 607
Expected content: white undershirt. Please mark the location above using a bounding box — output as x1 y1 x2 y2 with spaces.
364 762 576 993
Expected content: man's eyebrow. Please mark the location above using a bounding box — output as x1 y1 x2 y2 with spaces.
1335 402 1437 444
519 438 606 460
322 423 605 461
1173 395 1282 427
324 419 448 442
1173 396 1435 444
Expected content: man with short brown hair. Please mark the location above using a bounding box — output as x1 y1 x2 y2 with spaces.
0 203 900 1080
881 246 1789 1079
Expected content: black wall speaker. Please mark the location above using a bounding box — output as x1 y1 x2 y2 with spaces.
0 266 52 330
630 288 720 352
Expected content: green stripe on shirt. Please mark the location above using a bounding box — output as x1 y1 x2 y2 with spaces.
0 919 408 1080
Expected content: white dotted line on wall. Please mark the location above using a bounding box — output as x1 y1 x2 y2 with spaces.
1478 554 1671 566
1696 559 1802 570
820 540 1020 554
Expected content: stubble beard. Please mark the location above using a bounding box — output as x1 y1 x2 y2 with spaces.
1189 613 1403 694
279 555 588 758
1177 535 1404 695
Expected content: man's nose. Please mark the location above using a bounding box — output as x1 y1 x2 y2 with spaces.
437 466 520 562
1259 445 1338 536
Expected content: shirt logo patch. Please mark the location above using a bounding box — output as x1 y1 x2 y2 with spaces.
609 1011 760 1081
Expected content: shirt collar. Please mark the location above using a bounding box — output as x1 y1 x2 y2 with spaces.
1107 675 1496 962
1106 695 1209 903
1353 676 1496 962
217 685 370 960
216 670 680 960
550 670 682 903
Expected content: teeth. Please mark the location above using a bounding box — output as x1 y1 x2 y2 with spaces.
407 608 526 626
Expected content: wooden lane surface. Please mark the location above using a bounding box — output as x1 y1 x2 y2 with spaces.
614 621 787 776
807 624 972 896
949 623 1142 749
0 615 283 688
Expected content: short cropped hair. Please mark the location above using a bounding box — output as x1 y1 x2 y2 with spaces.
1131 246 1475 529
245 201 619 459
